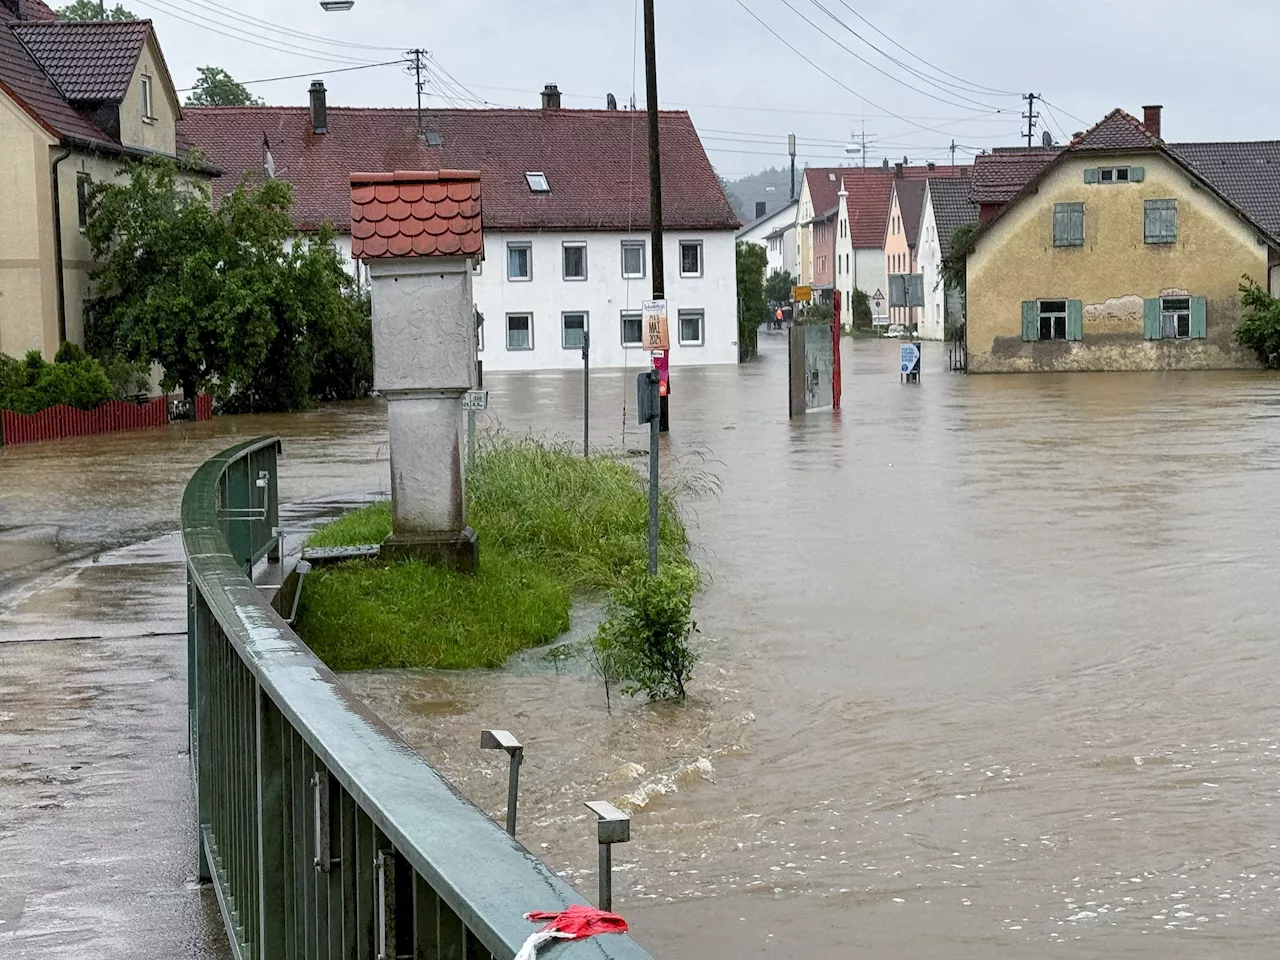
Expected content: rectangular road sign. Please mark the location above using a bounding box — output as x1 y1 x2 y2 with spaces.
641 299 670 351
792 285 812 303
462 390 489 411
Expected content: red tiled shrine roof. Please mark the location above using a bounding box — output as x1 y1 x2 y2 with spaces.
349 170 483 259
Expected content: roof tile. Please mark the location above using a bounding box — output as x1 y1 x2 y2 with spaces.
926 178 979 257
11 20 149 102
180 106 739 232
1071 109 1160 152
350 170 483 260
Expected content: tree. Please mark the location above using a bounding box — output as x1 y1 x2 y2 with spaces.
84 156 369 411
595 564 699 702
736 240 768 359
764 268 795 305
847 288 873 329
185 66 263 107
940 222 980 327
57 0 136 19
1235 279 1280 368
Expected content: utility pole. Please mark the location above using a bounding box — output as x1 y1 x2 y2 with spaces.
950 139 957 168
860 124 867 169
643 0 670 433
1022 92 1040 149
406 49 427 136
789 133 797 200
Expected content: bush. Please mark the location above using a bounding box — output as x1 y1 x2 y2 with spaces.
847 288 873 329
1236 279 1280 368
796 303 834 325
595 563 699 701
0 348 115 413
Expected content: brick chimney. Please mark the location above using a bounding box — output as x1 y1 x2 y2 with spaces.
541 84 561 110
1142 104 1163 141
309 80 327 134
894 161 904 179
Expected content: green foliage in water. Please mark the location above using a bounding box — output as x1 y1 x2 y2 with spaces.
595 563 699 701
295 435 696 672
0 348 115 414
1236 278 1280 368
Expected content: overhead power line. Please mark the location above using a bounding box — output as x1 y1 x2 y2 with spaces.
175 58 406 93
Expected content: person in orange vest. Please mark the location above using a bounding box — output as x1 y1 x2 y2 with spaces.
774 307 784 330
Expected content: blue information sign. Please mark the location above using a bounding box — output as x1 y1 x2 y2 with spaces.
899 342 921 375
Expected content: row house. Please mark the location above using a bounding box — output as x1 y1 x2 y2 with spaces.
182 84 741 372
735 198 797 281
965 105 1280 373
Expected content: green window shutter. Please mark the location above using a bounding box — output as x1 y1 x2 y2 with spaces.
1190 296 1207 338
1084 168 1099 184
1067 300 1084 341
1143 298 1161 339
1022 301 1038 341
1130 166 1145 182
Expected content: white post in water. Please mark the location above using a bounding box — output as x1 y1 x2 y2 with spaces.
350 169 484 572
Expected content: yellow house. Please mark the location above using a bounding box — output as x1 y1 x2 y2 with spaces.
966 107 1280 373
0 0 185 359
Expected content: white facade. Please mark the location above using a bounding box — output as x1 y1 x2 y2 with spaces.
834 185 889 323
736 201 798 282
338 230 738 371
918 187 945 341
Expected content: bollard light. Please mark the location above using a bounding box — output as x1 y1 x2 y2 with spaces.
584 800 631 911
481 729 523 837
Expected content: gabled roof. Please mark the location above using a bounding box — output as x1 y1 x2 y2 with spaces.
970 148 1061 204
833 165 968 248
892 179 927 248
736 197 797 238
12 19 150 101
1071 108 1160 152
926 178 979 257
180 106 739 233
969 108 1280 250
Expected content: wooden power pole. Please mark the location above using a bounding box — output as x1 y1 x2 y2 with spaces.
643 0 670 432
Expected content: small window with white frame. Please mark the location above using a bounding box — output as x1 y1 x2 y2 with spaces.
562 312 587 349
679 240 703 278
1161 297 1191 339
620 310 642 347
621 240 646 279
562 242 587 281
525 172 550 193
141 74 153 122
1038 300 1068 341
507 242 531 281
506 313 533 350
678 309 704 346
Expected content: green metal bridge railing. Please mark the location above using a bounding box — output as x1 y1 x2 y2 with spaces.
183 437 655 960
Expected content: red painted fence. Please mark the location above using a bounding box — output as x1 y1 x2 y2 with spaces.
0 394 212 447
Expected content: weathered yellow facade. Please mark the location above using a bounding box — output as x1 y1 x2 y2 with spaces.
0 33 181 360
967 150 1275 372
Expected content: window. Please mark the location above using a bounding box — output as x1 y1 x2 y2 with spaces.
525 172 550 193
562 312 587 349
679 240 703 277
506 313 533 350
622 240 646 278
1053 202 1085 247
621 310 642 346
76 172 91 230
1086 166 1144 185
140 74 153 121
1038 299 1068 341
476 310 485 352
678 309 704 346
562 242 587 280
1145 199 1177 244
507 242 531 281
1161 297 1191 339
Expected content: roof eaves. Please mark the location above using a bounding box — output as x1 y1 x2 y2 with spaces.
0 73 62 140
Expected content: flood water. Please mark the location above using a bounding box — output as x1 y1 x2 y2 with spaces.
6 332 1280 957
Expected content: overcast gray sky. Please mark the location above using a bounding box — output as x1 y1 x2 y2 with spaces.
139 0 1278 179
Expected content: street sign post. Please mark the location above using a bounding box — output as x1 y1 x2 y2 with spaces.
792 284 812 303
900 342 921 383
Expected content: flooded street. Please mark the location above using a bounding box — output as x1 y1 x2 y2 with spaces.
356 333 1280 957
5 331 1280 956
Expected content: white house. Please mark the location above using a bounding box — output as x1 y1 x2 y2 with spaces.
736 199 797 280
917 178 978 341
181 82 741 372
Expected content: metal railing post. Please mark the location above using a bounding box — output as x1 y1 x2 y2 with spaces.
480 730 523 837
585 801 631 911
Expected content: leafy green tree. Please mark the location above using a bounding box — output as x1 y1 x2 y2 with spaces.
847 288 873 329
595 564 699 701
57 0 136 19
185 66 263 107
85 156 369 411
736 240 768 359
940 222 980 323
1235 279 1280 368
764 268 795 305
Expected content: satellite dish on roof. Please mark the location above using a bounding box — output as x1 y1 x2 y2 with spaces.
1042 131 1055 148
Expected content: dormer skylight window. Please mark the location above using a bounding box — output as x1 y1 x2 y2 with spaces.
526 172 550 193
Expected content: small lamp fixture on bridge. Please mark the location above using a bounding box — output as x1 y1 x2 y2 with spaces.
319 0 354 10
584 800 631 912
480 729 523 837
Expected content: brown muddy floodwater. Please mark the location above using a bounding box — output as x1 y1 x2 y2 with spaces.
349 334 1280 959
6 332 1280 957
